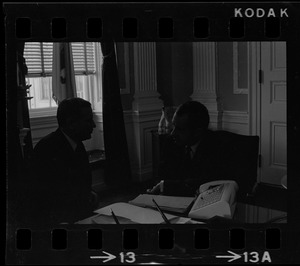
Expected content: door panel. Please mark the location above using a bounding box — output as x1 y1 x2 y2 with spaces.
260 42 287 185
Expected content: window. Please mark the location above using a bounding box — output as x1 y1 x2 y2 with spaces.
23 42 102 116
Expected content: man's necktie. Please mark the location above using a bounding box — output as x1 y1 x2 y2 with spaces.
75 142 86 154
75 142 87 162
181 145 192 175
184 145 192 162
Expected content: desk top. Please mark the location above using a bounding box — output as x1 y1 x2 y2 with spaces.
233 202 286 223
77 200 287 224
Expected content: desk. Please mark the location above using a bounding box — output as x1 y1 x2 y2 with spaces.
233 202 286 223
77 198 287 224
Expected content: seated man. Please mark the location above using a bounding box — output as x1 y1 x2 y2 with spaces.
27 98 97 226
148 101 232 196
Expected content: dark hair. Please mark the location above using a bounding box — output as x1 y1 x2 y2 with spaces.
175 101 210 130
57 98 92 127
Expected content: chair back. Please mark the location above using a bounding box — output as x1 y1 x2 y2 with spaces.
215 131 259 201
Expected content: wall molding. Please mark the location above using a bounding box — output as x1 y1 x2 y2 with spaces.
123 109 161 182
192 42 222 130
233 42 250 95
192 42 217 94
133 42 157 93
132 42 163 112
222 111 249 134
124 109 162 124
249 42 260 136
30 115 57 128
222 111 249 124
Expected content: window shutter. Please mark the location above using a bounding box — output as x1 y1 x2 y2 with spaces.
71 42 96 75
24 42 53 76
42 43 53 74
24 42 96 77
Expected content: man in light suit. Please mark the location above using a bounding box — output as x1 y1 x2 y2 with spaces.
28 98 97 226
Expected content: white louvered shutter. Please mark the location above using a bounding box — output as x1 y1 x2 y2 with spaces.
24 42 96 76
24 42 53 77
71 42 96 75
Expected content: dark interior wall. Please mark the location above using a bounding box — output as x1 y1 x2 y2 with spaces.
120 42 134 111
217 42 248 112
156 42 173 106
121 42 193 111
121 42 248 112
171 42 193 106
156 42 193 107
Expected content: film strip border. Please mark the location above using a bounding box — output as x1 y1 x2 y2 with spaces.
15 16 285 40
16 227 281 250
5 3 298 41
13 226 286 264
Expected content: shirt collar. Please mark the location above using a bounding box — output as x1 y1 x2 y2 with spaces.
189 130 210 158
190 141 201 158
185 141 201 159
60 129 77 151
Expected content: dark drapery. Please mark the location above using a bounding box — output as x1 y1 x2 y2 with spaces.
101 42 132 186
16 42 33 160
8 41 34 227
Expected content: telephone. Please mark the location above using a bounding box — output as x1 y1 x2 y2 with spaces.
188 180 238 220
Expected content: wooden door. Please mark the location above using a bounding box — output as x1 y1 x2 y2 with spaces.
260 42 287 185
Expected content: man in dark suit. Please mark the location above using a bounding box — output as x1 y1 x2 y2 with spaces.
148 101 231 196
28 98 97 226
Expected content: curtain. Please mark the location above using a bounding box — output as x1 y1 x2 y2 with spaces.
10 41 33 226
101 42 132 186
17 42 34 159
52 43 76 104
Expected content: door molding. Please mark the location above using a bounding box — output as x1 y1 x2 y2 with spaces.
249 42 261 138
249 42 262 182
250 42 287 185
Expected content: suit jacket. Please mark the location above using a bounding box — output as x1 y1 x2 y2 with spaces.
27 129 93 226
158 130 234 196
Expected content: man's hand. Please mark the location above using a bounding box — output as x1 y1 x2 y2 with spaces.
146 180 164 194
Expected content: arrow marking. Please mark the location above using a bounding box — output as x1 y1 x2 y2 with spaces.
90 251 116 263
216 250 242 262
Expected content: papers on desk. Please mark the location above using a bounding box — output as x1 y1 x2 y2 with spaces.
92 214 138 224
174 217 204 224
93 202 178 224
129 194 195 213
76 201 205 224
76 213 141 224
76 194 202 224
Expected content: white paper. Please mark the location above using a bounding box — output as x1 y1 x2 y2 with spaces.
171 217 205 224
93 202 178 224
129 194 195 212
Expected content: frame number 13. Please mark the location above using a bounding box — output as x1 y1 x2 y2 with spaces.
120 252 136 263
